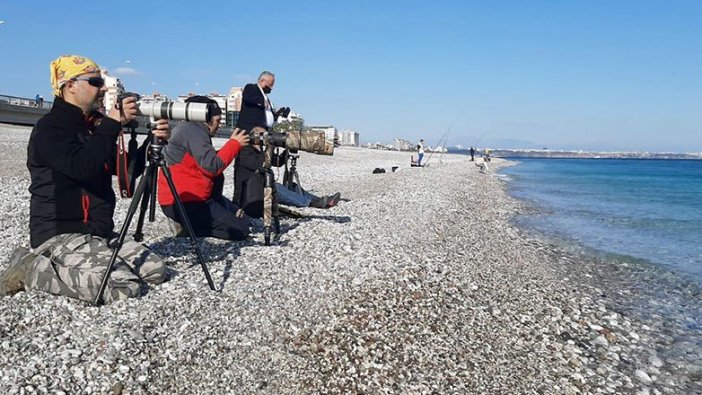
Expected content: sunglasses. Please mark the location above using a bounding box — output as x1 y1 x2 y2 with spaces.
72 76 105 88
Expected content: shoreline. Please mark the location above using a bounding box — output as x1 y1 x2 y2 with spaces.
495 158 702 341
494 160 702 389
0 124 700 393
497 157 702 283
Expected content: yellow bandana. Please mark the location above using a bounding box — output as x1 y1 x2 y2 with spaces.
49 55 100 97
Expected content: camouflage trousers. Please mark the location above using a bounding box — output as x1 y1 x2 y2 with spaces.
25 233 167 303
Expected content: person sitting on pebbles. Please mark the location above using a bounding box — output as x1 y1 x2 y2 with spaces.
234 128 341 218
0 55 170 303
157 96 251 241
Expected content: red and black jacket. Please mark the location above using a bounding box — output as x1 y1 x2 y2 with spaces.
27 97 122 248
157 121 241 207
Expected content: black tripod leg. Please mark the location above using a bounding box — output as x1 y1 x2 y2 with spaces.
160 164 216 291
283 168 291 190
94 168 152 305
293 170 302 194
148 162 159 222
133 166 155 242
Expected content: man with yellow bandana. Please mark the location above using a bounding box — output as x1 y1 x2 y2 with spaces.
0 55 170 303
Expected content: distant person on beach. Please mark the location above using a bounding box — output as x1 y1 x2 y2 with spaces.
476 149 491 173
0 55 170 303
469 146 475 161
417 139 425 166
158 95 251 241
234 128 341 217
236 71 289 132
476 156 490 174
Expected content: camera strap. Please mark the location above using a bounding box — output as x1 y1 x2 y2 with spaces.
258 84 275 127
116 129 147 198
116 131 131 198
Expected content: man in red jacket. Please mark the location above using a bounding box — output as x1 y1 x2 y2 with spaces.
158 96 251 240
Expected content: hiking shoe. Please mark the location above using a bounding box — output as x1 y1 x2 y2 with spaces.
309 196 328 209
0 247 34 296
326 192 341 208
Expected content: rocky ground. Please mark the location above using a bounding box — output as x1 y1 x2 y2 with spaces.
0 124 700 394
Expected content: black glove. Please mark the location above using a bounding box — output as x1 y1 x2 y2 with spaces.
275 107 291 118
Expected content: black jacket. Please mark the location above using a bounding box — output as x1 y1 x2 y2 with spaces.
27 97 122 248
233 145 286 218
236 83 270 131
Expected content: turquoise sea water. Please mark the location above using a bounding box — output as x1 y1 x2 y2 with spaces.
499 159 702 282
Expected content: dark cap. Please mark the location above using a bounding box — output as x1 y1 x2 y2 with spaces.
185 95 222 117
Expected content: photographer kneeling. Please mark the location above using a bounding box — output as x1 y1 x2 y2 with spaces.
158 96 251 241
0 55 169 303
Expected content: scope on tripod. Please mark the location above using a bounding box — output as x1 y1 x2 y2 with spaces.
248 128 334 156
119 92 216 123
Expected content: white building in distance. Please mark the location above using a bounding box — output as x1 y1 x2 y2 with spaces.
308 125 338 142
137 93 169 104
393 138 414 151
208 93 227 127
225 87 243 127
338 129 360 146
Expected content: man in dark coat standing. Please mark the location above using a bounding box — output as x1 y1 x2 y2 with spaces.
234 71 287 205
236 71 277 132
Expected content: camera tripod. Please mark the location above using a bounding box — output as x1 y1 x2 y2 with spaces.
282 150 302 194
94 130 216 305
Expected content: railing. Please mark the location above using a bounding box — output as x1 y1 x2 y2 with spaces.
0 94 53 110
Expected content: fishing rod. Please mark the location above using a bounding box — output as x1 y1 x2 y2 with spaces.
463 130 491 161
473 130 490 148
435 130 451 164
423 119 456 167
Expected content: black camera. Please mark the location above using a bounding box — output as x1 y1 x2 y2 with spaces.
274 107 291 118
248 127 287 148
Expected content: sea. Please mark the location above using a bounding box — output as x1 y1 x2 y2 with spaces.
493 158 702 375
497 158 702 284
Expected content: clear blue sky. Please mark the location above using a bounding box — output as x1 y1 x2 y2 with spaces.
1 1 700 152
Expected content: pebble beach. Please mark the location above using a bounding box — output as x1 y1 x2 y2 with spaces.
0 124 700 394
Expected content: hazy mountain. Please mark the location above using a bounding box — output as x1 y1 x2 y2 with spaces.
447 135 542 150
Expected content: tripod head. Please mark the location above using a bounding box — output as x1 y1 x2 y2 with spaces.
149 134 166 161
283 149 303 193
288 150 300 165
143 115 169 163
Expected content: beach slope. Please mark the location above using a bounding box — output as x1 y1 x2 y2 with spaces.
0 124 698 394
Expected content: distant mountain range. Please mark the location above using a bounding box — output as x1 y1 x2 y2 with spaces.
447 147 702 160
